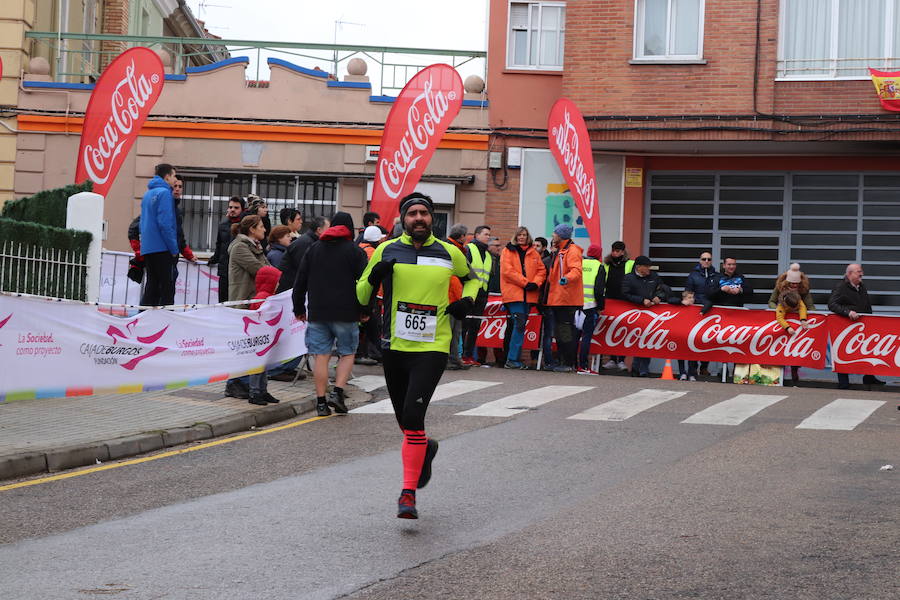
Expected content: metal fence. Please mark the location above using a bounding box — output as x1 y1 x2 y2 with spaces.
0 241 88 300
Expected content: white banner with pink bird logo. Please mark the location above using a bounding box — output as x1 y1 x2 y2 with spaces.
0 291 306 402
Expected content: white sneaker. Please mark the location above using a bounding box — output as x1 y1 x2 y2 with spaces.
617 361 628 371
602 359 617 370
689 376 697 382
679 374 688 381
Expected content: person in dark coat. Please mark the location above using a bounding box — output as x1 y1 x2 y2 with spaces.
276 216 329 293
684 250 718 376
208 196 245 303
293 212 368 416
622 255 667 377
828 263 883 389
241 195 272 252
700 256 754 313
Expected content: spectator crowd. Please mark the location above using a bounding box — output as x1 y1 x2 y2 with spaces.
135 165 887 406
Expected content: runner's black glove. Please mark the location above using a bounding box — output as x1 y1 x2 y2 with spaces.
524 282 539 292
368 258 396 286
447 297 474 320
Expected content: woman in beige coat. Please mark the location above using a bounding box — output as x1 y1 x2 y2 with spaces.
224 215 279 405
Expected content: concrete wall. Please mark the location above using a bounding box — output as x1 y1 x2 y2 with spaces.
0 0 36 207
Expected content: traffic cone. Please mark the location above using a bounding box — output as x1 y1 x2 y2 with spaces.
660 359 675 380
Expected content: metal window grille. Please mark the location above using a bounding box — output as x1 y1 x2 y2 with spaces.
644 172 900 311
179 172 338 252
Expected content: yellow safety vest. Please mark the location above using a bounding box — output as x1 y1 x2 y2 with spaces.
467 242 492 292
583 257 602 308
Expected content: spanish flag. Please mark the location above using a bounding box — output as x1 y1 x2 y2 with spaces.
869 68 900 112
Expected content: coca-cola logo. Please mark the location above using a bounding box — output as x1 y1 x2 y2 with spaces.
598 309 678 352
687 314 824 360
551 108 595 221
377 77 455 200
477 300 507 341
82 62 160 185
831 320 898 367
75 47 164 196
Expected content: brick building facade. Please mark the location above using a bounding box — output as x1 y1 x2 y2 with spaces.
486 0 900 310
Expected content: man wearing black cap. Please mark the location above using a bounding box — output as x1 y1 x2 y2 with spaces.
622 255 667 377
357 192 481 519
603 240 634 371
293 212 368 416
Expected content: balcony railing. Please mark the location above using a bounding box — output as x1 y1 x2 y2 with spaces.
24 31 486 96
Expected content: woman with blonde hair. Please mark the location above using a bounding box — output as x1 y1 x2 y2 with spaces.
768 263 814 385
499 226 546 369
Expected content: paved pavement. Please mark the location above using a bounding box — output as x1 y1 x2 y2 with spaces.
0 375 338 480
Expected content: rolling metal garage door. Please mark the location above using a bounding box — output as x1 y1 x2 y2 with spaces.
645 172 900 311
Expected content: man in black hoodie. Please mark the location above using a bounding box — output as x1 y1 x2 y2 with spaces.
622 255 667 377
277 216 329 294
293 212 368 416
206 196 245 302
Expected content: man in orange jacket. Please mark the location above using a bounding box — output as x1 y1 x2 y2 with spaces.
545 223 583 372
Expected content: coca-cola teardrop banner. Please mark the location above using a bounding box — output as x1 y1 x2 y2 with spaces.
590 300 829 368
75 47 165 196
369 63 464 227
547 98 602 247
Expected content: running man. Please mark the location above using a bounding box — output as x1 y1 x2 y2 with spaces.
357 192 481 519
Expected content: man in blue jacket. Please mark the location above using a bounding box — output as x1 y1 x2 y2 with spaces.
139 163 179 306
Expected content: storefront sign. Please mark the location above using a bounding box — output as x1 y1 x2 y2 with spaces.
0 291 306 401
547 98 601 247
369 64 464 226
476 293 541 350
75 47 165 196
590 300 829 368
869 68 900 112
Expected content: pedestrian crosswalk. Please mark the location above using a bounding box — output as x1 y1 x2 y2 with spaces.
347 377 893 431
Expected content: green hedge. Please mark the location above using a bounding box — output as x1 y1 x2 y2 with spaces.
0 218 92 300
0 181 93 228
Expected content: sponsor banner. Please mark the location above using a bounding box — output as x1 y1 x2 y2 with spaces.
76 47 165 196
369 64 464 227
869 67 900 112
476 293 542 350
0 290 306 401
590 300 829 368
828 313 900 375
547 98 602 247
100 250 219 308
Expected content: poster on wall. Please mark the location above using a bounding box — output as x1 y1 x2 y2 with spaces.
368 63 464 227
75 47 165 196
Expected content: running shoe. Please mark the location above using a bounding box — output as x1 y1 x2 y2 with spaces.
576 367 593 375
617 361 628 371
689 376 697 382
327 389 348 414
417 439 439 489
316 402 331 416
679 374 688 381
397 490 418 519
504 361 527 370
553 365 574 373
602 359 617 370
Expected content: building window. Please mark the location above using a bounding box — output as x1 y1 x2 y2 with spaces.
634 0 705 61
179 172 337 252
778 0 900 79
645 172 900 311
507 1 566 70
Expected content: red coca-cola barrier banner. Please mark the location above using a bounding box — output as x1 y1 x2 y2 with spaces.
369 64 464 227
589 300 829 368
476 293 542 350
547 98 601 247
76 47 165 197
828 314 900 375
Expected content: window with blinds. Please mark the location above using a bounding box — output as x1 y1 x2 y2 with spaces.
507 1 566 70
645 172 900 311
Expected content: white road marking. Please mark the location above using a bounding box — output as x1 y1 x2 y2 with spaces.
681 394 788 426
350 379 501 414
455 385 594 417
568 389 686 421
347 375 387 392
796 399 885 431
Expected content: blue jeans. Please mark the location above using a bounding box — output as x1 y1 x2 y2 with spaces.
505 302 529 365
269 356 301 376
632 357 651 376
541 307 556 368
228 371 267 394
678 360 698 377
578 308 598 369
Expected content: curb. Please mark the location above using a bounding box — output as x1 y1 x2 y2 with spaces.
0 396 319 483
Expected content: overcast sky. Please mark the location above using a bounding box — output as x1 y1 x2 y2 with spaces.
184 0 487 90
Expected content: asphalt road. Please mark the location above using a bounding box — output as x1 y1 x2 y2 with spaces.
1 366 897 599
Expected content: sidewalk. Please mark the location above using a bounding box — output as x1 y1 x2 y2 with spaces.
0 376 367 482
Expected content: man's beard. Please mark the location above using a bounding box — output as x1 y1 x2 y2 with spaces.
406 222 431 242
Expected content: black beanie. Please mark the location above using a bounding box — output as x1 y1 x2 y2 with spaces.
330 211 354 231
399 192 434 218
